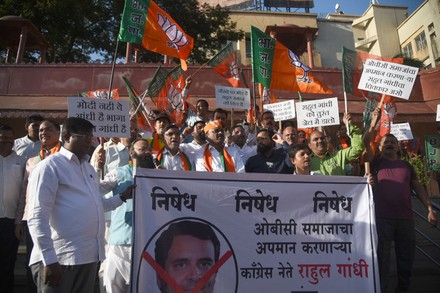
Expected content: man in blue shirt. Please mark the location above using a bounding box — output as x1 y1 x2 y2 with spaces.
100 138 155 293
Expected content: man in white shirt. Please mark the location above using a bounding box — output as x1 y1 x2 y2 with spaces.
27 117 128 292
156 124 192 171
194 120 244 173
180 119 207 163
0 124 27 293
226 124 256 164
13 114 44 160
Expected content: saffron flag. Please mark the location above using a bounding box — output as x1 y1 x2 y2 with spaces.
148 65 186 126
122 76 155 132
251 26 333 94
118 0 194 61
208 43 244 88
80 89 120 100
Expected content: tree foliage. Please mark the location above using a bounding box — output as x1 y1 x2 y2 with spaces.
0 0 244 63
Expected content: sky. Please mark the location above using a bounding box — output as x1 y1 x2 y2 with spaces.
308 0 424 16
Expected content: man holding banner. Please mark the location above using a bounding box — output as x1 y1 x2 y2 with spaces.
370 133 437 293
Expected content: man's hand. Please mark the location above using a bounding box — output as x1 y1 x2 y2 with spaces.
121 185 136 201
44 262 63 287
94 145 106 171
15 222 24 240
272 133 284 145
342 112 352 125
428 209 437 226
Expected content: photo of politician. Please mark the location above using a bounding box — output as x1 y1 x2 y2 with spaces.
139 219 238 293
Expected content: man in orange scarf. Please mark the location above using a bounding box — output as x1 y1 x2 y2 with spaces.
147 113 171 157
156 125 192 171
194 120 244 172
15 120 61 292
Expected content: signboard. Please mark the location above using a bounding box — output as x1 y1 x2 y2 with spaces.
263 100 296 121
296 97 340 128
131 170 379 293
358 59 419 100
390 122 413 141
215 86 250 109
436 105 440 121
425 135 440 171
68 97 130 138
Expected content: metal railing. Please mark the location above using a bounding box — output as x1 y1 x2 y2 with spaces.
413 200 440 268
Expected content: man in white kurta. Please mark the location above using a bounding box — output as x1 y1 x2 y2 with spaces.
27 117 125 292
194 120 244 173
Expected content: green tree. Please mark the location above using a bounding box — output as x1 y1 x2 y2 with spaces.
0 0 243 63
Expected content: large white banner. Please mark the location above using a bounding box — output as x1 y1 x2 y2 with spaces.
263 100 296 122
131 170 379 293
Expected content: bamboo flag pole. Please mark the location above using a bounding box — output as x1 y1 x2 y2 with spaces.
99 40 120 179
369 93 386 130
343 91 350 136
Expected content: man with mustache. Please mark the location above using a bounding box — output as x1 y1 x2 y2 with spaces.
100 138 155 293
245 128 292 174
369 133 437 293
156 124 192 171
308 113 363 175
194 120 244 173
15 120 61 293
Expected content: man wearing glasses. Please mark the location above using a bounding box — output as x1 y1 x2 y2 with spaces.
27 117 130 292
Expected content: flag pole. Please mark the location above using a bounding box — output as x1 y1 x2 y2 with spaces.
191 61 210 77
99 40 120 179
343 91 350 136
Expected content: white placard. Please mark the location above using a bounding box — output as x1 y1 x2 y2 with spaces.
296 97 340 128
390 122 413 141
215 85 250 109
436 105 440 121
358 59 419 100
68 97 130 138
132 170 379 293
263 100 296 121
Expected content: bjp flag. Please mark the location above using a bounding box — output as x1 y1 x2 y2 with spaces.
251 26 332 94
118 0 194 61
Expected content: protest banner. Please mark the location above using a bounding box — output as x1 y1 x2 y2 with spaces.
390 122 413 141
131 170 379 293
263 100 296 122
296 97 340 128
358 59 419 100
425 135 440 171
215 85 250 109
68 96 130 137
436 105 440 121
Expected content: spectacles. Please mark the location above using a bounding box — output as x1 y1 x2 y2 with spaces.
71 133 94 140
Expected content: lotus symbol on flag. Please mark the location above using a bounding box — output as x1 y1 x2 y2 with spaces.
229 60 240 81
288 50 313 84
167 85 184 111
158 13 189 51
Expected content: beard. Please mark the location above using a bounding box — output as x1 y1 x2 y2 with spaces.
132 152 155 169
257 143 272 154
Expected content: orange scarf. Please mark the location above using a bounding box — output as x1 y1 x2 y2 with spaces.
151 132 164 155
203 145 235 172
339 137 350 149
39 141 61 160
156 147 191 171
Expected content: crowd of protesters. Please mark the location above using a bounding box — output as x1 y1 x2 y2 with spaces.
0 94 437 293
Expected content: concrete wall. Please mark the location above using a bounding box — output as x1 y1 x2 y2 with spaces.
398 0 440 68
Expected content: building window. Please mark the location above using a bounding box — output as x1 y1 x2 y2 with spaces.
431 32 439 60
245 35 251 59
415 31 427 51
403 43 413 57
